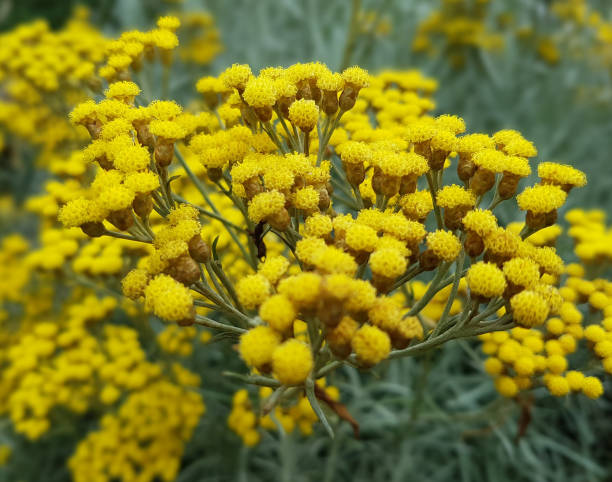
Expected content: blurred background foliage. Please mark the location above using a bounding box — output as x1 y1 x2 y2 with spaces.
1 1 612 481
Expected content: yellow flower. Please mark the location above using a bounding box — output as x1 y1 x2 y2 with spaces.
466 262 506 299
239 325 281 370
352 324 391 366
510 290 550 327
272 339 313 385
289 99 319 132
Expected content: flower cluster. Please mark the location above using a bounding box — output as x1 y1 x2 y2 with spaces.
228 381 339 446
478 211 611 399
0 10 605 472
69 379 204 482
412 0 504 68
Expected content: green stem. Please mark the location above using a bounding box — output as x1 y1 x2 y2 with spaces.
407 262 451 316
194 315 246 334
103 230 151 244
426 171 443 229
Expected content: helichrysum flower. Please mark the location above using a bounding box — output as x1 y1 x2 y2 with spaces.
239 325 281 371
144 274 195 323
467 262 506 299
352 324 391 366
581 376 604 399
248 191 286 223
510 290 550 327
538 162 587 190
259 295 296 334
236 274 271 309
289 99 319 132
243 77 277 108
122 268 150 300
272 339 313 385
426 230 461 262
369 249 407 279
503 257 540 290
517 184 567 214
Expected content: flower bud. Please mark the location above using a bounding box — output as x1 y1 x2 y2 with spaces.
457 155 476 182
419 249 440 271
464 230 484 257
107 208 134 231
267 208 291 231
207 167 223 182
321 90 339 116
498 173 520 200
132 193 153 218
81 221 105 238
253 106 273 123
154 141 174 167
471 168 495 195
166 254 201 285
188 234 211 263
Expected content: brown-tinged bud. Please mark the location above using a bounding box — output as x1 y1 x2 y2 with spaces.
244 177 263 199
134 121 155 148
144 45 156 62
107 208 134 231
498 173 520 200
321 90 339 116
444 206 470 231
177 318 195 327
166 254 201 286
296 80 312 101
339 85 358 111
80 221 105 237
277 96 295 119
525 210 547 230
85 120 102 140
371 167 384 195
413 140 431 160
400 175 417 195
471 168 495 195
504 281 523 299
154 141 174 167
328 340 353 359
318 187 331 211
371 273 394 294
545 209 557 227
407 242 420 263
188 234 211 263
132 193 153 218
207 167 223 182
267 208 291 231
96 154 114 170
347 249 369 266
240 104 259 128
457 155 476 182
380 174 401 198
317 299 344 328
308 78 322 103
464 230 484 258
117 69 132 82
429 149 448 171
254 106 273 123
344 162 365 186
419 249 440 271
292 174 306 191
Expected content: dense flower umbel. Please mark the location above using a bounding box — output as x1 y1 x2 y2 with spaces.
4 10 594 446
478 210 612 401
53 49 593 437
